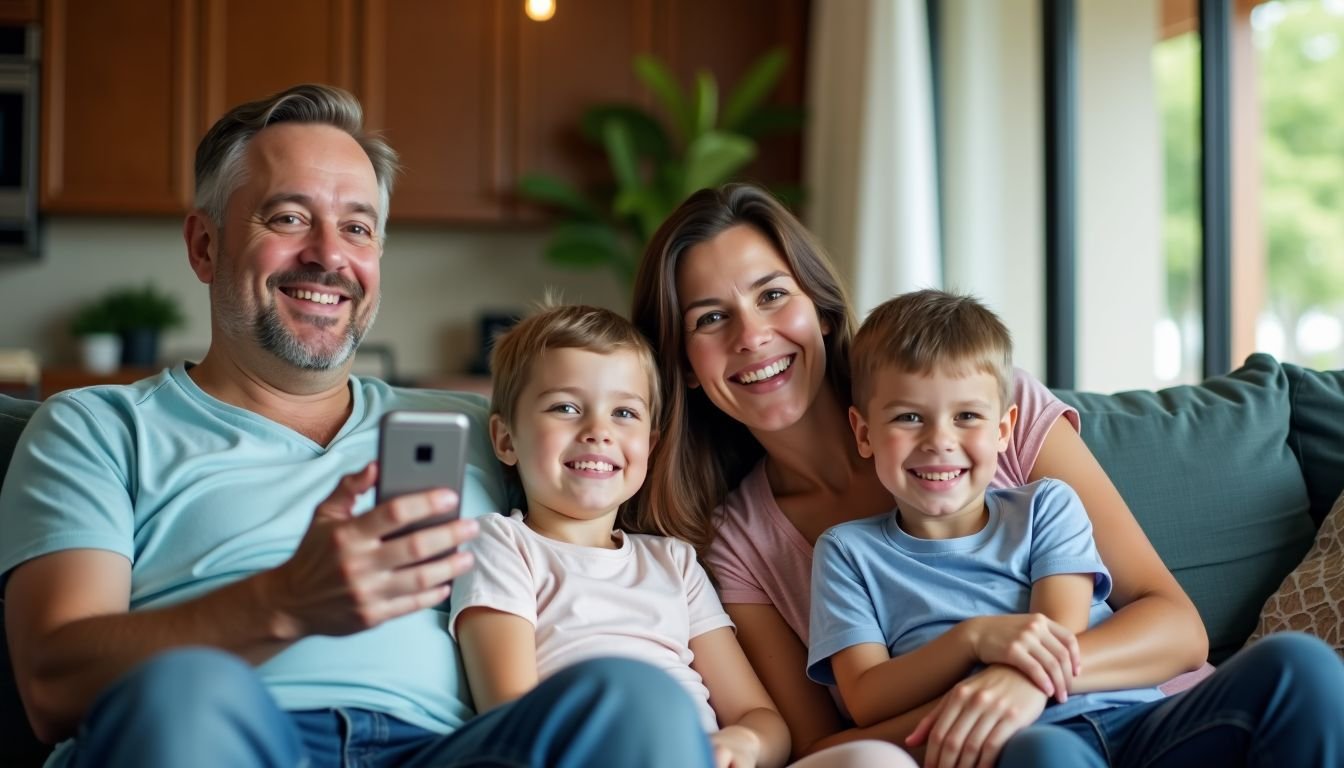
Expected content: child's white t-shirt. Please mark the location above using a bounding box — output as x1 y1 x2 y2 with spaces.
449 510 733 731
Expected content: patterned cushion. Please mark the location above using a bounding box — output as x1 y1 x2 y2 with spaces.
1249 490 1344 654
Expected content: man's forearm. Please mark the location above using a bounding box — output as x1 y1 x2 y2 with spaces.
16 572 294 743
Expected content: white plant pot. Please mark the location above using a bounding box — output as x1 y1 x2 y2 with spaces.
78 333 122 374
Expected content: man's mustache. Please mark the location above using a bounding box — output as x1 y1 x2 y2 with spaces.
266 270 365 302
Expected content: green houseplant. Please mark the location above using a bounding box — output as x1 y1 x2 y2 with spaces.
68 298 123 374
102 283 186 367
518 49 804 288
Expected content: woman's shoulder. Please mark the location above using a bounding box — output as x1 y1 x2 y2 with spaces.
717 460 773 517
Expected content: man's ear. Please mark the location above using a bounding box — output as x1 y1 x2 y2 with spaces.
848 405 874 459
489 413 518 466
998 403 1018 452
184 211 219 285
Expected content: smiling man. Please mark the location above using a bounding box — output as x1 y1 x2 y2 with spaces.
0 84 711 768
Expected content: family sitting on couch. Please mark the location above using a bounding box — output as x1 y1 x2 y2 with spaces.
1 83 1341 768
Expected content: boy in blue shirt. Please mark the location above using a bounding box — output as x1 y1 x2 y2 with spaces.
808 289 1344 767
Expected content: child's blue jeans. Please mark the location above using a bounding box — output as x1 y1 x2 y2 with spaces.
57 648 713 768
998 632 1344 767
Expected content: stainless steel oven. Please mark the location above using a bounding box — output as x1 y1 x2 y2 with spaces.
0 24 38 258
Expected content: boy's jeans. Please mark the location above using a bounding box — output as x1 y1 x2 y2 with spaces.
999 632 1344 767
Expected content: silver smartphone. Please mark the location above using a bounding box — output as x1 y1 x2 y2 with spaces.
377 410 470 539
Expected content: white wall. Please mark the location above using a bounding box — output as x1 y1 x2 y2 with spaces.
940 0 1046 376
1077 0 1164 391
0 217 627 381
938 0 1165 392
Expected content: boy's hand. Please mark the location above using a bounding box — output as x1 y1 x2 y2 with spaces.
964 613 1079 702
709 725 763 768
906 664 1047 768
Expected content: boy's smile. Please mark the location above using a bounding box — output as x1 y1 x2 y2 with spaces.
849 365 1016 539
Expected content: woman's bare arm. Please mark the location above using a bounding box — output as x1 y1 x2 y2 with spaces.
726 603 849 757
1029 419 1208 687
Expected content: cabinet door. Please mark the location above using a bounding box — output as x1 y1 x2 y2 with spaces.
41 0 197 213
360 0 509 222
513 0 656 216
657 0 808 190
198 0 358 129
0 0 38 23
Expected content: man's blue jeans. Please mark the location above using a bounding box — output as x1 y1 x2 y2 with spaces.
998 632 1344 767
61 648 714 768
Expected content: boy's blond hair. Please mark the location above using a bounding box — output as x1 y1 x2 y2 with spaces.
850 289 1014 413
489 301 662 431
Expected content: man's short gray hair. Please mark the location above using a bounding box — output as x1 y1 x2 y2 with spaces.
193 83 399 237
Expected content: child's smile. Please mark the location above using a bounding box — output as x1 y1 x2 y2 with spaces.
850 365 1016 539
490 346 655 547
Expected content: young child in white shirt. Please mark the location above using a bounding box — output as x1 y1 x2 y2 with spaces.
450 302 789 768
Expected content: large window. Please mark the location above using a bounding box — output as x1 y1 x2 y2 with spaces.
1249 0 1344 370
1155 17 1203 384
1152 0 1344 384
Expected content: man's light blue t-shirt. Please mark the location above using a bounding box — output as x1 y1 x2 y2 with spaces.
808 478 1163 724
0 364 508 737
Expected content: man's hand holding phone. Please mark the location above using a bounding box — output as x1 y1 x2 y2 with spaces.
261 411 479 640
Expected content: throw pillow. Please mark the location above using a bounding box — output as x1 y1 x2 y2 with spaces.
1249 488 1344 653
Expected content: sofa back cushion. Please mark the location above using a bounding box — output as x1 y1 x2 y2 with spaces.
1055 354 1317 663
1284 363 1344 527
0 395 38 494
0 394 47 766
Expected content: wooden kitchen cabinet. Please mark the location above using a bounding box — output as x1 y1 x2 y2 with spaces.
359 0 511 222
656 0 808 190
198 0 359 128
41 0 197 213
41 0 808 221
41 0 358 215
0 0 39 23
511 0 656 218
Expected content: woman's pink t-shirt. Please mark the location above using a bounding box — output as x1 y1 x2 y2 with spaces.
705 368 1078 645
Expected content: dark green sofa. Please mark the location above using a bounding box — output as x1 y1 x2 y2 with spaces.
1 353 1341 765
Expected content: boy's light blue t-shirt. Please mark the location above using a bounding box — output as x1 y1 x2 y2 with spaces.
0 364 508 736
808 479 1163 724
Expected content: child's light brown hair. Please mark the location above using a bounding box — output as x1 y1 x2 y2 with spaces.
489 301 662 433
850 289 1014 413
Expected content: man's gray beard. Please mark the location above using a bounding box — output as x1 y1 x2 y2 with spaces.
254 297 378 370
215 282 379 371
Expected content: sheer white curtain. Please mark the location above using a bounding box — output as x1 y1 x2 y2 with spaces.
804 0 942 321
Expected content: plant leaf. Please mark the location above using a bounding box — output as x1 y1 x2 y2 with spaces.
613 186 672 244
544 222 624 269
581 104 673 161
722 48 788 130
690 71 718 140
682 131 757 196
735 104 806 139
602 119 642 196
517 174 600 219
634 54 692 141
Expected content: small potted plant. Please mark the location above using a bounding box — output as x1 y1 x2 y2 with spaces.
69 298 123 374
102 283 186 367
